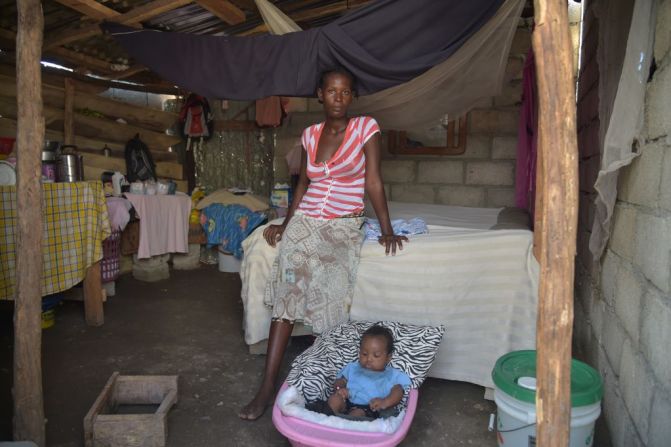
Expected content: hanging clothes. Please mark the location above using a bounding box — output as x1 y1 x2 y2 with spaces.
255 96 284 127
179 94 213 139
179 94 214 191
515 48 538 217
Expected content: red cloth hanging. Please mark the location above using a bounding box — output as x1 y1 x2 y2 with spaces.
255 96 283 127
515 48 538 219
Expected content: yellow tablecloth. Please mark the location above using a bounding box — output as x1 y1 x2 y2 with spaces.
0 181 111 300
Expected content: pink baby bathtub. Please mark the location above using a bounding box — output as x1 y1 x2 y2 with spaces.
272 382 419 447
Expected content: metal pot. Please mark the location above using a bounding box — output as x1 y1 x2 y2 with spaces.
42 140 61 162
57 145 83 182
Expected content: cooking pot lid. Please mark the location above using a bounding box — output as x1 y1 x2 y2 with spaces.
44 140 61 151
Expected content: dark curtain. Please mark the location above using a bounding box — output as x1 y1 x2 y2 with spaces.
103 0 504 100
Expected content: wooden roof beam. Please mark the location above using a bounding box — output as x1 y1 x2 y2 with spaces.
44 24 103 50
0 58 179 95
291 0 370 22
196 0 246 25
44 0 194 49
119 0 195 25
47 46 115 74
240 0 370 36
0 28 117 79
105 65 149 80
53 0 121 21
229 0 257 11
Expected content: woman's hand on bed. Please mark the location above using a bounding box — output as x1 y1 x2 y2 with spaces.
263 224 286 247
378 234 408 256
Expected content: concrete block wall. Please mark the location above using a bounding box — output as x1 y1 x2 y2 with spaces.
379 35 525 207
574 1 671 446
272 25 530 208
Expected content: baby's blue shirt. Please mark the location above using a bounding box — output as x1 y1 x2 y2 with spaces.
338 361 411 405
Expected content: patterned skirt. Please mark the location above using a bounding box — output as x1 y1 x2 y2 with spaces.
264 213 364 334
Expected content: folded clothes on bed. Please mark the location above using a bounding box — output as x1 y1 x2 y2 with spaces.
363 217 428 241
200 204 267 259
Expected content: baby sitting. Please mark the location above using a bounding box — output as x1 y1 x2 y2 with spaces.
307 325 411 420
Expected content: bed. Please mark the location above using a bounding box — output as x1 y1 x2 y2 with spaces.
240 201 539 389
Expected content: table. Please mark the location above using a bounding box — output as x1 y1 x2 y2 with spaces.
0 181 111 325
124 193 191 259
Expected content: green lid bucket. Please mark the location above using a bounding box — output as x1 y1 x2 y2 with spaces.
492 350 603 407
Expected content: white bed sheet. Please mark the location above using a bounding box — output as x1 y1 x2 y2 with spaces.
239 203 539 388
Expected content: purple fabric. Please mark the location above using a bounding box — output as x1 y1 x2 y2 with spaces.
103 0 504 100
515 49 538 219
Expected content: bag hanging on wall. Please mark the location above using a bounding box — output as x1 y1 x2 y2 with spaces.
179 94 214 150
124 134 157 183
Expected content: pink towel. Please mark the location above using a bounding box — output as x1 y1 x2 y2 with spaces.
106 197 132 231
125 193 192 259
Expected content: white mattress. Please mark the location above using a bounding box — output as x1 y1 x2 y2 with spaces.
239 202 539 388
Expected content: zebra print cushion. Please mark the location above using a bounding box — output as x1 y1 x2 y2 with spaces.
286 321 445 403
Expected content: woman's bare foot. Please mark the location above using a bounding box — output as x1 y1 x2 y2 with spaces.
238 384 274 421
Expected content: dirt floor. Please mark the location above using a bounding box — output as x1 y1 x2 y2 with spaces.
1 265 509 446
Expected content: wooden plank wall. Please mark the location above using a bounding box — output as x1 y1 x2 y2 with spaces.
0 72 187 191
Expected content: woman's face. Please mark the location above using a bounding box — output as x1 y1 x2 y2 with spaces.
318 73 354 119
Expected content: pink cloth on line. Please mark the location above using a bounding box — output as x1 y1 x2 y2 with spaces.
515 48 538 219
125 193 192 259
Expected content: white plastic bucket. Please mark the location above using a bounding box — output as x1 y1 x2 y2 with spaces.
218 248 241 273
492 351 603 447
494 386 600 447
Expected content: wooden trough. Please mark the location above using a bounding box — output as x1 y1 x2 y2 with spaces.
83 372 178 447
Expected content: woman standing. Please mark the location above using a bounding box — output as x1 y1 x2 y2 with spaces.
239 68 407 420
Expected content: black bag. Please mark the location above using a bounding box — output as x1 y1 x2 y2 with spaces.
125 134 157 183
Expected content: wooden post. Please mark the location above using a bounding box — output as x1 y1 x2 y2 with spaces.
14 0 46 444
83 261 104 326
63 77 75 145
532 0 579 446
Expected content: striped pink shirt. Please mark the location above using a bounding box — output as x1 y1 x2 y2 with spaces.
297 116 380 219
